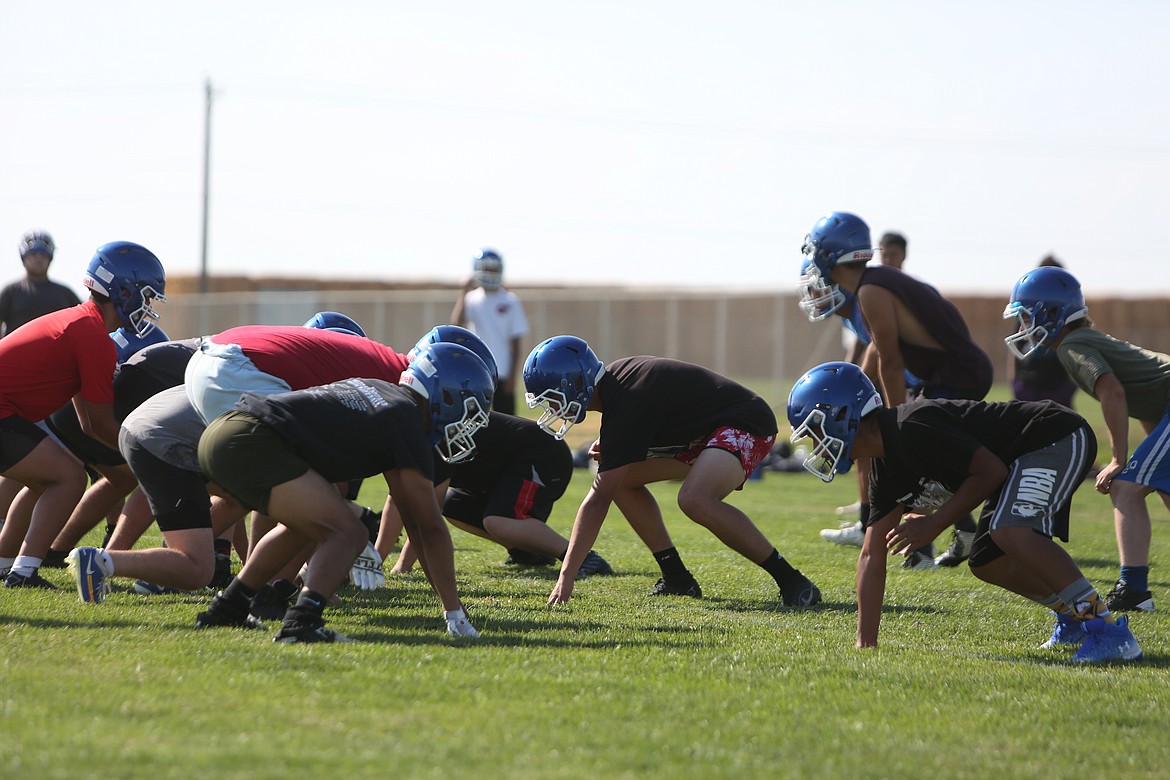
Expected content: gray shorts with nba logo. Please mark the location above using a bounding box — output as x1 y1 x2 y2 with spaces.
967 422 1096 568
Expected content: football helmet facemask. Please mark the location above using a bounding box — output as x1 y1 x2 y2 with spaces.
799 212 872 320
472 248 503 290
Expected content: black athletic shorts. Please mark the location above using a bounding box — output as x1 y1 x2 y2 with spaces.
0 414 47 472
45 404 124 467
442 458 571 531
122 438 211 531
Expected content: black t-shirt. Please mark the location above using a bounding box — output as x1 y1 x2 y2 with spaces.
433 411 572 491
0 279 81 336
236 378 434 483
1014 350 1071 391
596 356 778 472
868 398 1084 521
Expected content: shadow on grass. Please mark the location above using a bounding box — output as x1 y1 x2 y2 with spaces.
692 595 939 617
974 650 1170 669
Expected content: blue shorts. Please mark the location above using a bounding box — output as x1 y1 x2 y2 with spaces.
1116 409 1170 492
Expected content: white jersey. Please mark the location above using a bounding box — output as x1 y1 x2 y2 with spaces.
461 287 528 377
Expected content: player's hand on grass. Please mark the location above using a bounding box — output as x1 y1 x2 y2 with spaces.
351 542 385 591
548 577 574 605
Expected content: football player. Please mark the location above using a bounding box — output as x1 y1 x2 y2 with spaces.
788 361 1141 662
524 335 820 607
191 342 492 642
0 242 165 588
800 211 993 568
1005 265 1170 613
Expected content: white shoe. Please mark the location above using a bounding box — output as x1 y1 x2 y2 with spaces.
820 521 864 547
444 608 479 638
835 501 863 516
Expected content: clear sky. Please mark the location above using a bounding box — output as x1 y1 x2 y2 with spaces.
3 1 1168 300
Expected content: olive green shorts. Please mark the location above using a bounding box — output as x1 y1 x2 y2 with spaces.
198 410 310 513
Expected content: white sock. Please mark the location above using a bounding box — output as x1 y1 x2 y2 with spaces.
0 555 15 572
12 555 43 577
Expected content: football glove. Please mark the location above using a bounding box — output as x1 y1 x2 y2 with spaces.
350 542 385 591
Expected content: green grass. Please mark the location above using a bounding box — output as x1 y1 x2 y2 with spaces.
3 464 1169 779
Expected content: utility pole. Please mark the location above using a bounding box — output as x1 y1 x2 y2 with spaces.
199 78 213 294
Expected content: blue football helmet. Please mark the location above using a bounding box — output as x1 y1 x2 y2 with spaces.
83 241 167 337
472 248 503 290
398 342 494 463
799 212 872 319
523 335 605 440
786 361 883 482
110 325 169 364
19 229 55 260
303 311 367 338
408 324 498 383
1003 266 1087 359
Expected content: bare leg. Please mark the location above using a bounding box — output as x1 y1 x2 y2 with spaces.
52 464 138 550
106 528 216 590
0 486 36 558
5 440 88 560
482 515 570 558
1111 480 1153 566
676 448 774 562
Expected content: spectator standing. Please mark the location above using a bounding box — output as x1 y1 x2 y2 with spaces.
451 248 528 414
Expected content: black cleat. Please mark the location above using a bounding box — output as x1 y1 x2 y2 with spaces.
274 622 352 644
504 547 558 567
196 592 266 629
575 550 614 579
780 574 822 607
3 570 58 589
934 530 975 567
1103 579 1155 613
648 576 702 598
250 579 300 621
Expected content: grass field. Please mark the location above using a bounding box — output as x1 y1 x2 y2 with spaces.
3 384 1169 779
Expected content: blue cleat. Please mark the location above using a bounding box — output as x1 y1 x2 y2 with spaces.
66 547 111 603
1040 612 1086 649
1071 615 1143 663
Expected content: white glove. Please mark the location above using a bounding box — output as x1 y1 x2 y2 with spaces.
350 542 385 591
444 607 479 638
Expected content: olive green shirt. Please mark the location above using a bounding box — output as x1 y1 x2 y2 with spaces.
1056 328 1170 422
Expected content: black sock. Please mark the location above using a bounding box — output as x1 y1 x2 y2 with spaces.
359 507 381 543
759 548 803 588
285 589 328 626
653 547 691 582
220 578 257 607
213 538 232 558
956 514 976 533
